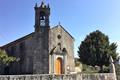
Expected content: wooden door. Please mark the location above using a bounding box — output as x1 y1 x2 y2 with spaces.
55 58 62 74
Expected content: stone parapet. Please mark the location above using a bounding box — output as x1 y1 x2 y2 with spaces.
0 73 116 80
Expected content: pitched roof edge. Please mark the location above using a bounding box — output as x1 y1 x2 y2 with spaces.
51 25 75 41
1 32 35 48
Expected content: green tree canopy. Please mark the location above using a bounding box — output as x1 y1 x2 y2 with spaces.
0 49 16 65
78 30 118 70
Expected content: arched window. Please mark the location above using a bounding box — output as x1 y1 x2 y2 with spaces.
58 43 61 50
40 11 45 26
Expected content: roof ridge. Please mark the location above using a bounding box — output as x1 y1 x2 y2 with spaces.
51 25 74 40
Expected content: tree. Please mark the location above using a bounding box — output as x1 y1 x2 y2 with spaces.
0 49 16 65
78 30 118 71
75 58 81 67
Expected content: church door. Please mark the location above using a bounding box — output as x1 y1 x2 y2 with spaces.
55 58 62 74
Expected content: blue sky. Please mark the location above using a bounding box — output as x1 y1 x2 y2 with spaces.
0 0 120 57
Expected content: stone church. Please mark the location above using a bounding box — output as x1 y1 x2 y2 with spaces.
0 2 75 75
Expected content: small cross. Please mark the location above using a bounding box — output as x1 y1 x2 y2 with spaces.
58 22 61 26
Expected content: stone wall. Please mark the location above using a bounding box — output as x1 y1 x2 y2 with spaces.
1 33 35 74
0 73 116 80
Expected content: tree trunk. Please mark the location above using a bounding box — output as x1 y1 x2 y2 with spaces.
100 65 103 73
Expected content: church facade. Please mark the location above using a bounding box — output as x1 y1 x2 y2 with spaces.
0 2 75 75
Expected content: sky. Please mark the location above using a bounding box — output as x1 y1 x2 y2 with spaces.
0 0 120 57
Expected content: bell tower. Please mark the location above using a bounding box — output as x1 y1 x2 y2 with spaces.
34 1 50 32
33 1 50 74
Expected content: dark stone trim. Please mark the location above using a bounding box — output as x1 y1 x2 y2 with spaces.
1 32 35 49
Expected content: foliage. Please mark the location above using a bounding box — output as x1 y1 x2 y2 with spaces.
82 64 99 73
99 66 109 73
82 64 109 73
75 58 80 67
78 30 118 71
0 49 16 65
